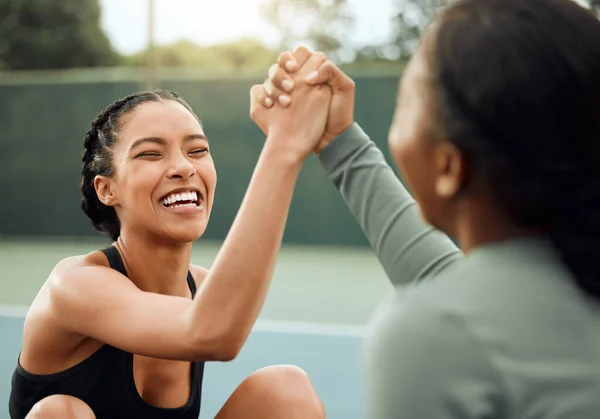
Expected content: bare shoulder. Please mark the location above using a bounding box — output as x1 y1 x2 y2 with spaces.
44 249 121 296
53 248 112 275
31 250 107 304
21 249 122 372
189 264 209 290
29 247 139 328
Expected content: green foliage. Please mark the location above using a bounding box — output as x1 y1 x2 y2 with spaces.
126 38 279 71
0 0 120 70
389 0 450 62
388 0 599 62
260 0 355 62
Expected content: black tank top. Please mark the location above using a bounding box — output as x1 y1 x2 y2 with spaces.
8 246 205 419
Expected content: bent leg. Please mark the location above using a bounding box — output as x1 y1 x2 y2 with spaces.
26 395 95 419
216 365 326 419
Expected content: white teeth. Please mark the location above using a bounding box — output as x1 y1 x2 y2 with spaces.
160 191 199 206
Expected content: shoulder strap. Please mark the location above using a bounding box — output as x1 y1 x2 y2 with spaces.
186 271 197 298
100 246 127 276
101 245 197 298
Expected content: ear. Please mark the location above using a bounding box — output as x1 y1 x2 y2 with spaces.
94 175 118 207
433 143 468 199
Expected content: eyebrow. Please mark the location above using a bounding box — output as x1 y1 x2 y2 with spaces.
130 134 208 151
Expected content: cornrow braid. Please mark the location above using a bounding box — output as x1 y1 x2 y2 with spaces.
80 90 197 240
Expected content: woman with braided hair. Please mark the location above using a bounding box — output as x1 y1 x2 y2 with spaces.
8 59 331 419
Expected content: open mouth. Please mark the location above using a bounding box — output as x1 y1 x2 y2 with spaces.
160 190 204 209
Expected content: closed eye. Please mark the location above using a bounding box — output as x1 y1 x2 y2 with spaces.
190 148 209 155
136 152 162 159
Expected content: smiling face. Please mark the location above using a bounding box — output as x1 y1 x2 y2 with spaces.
94 99 217 243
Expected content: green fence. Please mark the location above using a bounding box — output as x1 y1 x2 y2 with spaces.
0 70 402 246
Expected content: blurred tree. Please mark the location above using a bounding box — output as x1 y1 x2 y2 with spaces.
388 0 599 63
389 0 450 62
260 0 355 62
126 38 279 72
0 0 120 70
206 38 280 71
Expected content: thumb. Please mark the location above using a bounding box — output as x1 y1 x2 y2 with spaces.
305 61 353 92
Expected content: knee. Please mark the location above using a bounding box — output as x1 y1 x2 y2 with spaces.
26 395 95 419
243 365 325 417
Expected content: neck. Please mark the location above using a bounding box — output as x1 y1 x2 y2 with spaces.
114 227 193 297
452 198 544 254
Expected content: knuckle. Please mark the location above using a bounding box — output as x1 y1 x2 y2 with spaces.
295 45 311 55
249 84 260 98
277 51 294 65
274 67 290 84
313 51 327 62
323 59 334 69
294 45 312 61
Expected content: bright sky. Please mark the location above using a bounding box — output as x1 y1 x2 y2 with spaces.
98 0 396 54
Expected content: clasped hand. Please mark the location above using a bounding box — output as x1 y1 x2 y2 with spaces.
249 46 356 162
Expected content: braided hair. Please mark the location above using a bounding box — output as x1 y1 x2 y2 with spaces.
428 0 600 299
80 90 197 240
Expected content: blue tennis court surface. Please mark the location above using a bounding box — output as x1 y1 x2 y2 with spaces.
0 314 366 418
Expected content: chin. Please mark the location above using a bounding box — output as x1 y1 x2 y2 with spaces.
162 223 208 244
173 229 206 243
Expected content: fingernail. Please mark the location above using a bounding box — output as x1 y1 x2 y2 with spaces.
279 95 291 106
265 97 273 107
306 71 318 82
281 79 294 92
286 60 297 71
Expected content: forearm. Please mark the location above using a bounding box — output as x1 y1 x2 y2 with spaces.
191 141 302 356
318 124 461 285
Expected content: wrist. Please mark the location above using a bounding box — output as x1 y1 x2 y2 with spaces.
262 134 307 168
316 121 356 154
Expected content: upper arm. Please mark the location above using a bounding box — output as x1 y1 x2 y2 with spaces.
364 292 505 419
318 124 461 285
48 261 215 361
190 264 209 291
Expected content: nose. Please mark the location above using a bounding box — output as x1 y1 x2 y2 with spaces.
167 151 195 180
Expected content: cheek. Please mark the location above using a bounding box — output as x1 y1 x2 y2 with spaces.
196 156 217 193
117 163 162 205
389 119 424 189
388 117 439 220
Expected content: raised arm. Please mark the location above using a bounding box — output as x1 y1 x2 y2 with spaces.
317 124 461 285
47 54 333 363
51 144 307 362
259 47 461 285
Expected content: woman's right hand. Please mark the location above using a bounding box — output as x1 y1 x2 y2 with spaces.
250 51 333 163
